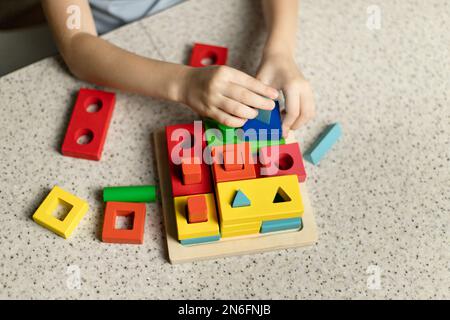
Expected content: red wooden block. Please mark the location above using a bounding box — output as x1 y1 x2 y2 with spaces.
211 142 256 183
102 202 146 244
186 195 208 223
258 143 307 182
181 157 202 185
223 150 244 171
61 88 115 161
189 43 228 67
165 122 212 197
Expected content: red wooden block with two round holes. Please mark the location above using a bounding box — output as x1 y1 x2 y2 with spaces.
189 43 228 67
102 201 146 244
258 143 307 182
165 123 213 197
61 88 115 161
186 195 208 223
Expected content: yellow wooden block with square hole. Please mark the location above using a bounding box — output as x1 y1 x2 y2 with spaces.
32 186 89 239
174 193 220 240
216 175 303 225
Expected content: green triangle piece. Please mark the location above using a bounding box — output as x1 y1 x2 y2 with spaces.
255 109 272 125
273 187 291 203
232 189 251 208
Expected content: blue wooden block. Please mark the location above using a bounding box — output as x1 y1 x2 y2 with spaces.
304 123 341 165
232 190 251 208
180 234 221 245
255 109 272 125
241 101 282 141
260 217 302 233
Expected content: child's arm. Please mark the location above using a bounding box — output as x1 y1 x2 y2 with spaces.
258 0 315 137
41 0 279 127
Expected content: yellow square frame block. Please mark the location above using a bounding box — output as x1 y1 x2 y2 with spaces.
220 221 261 233
32 186 89 239
174 193 220 240
216 175 304 225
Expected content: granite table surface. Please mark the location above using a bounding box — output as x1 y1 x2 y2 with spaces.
0 0 448 299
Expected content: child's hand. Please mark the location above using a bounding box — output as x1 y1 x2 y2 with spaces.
256 52 315 138
180 66 279 127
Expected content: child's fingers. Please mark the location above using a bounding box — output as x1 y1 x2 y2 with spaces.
281 87 301 138
224 83 275 110
219 96 259 119
208 106 247 128
231 69 279 100
292 89 315 129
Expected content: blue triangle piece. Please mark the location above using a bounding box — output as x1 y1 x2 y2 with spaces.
255 109 272 125
231 190 251 208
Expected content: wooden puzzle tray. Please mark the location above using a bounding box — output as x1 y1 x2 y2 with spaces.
153 128 318 263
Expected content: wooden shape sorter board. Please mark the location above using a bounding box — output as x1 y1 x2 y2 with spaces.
153 128 318 264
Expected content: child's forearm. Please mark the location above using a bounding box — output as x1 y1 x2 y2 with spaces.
65 33 187 102
42 0 186 102
261 0 298 55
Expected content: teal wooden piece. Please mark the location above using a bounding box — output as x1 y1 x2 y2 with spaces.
180 234 221 245
232 189 251 208
255 109 272 125
260 217 302 233
242 102 282 141
304 123 341 165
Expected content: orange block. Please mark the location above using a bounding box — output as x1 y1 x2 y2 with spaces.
223 150 244 171
181 157 202 185
187 195 208 223
102 202 146 244
211 142 256 183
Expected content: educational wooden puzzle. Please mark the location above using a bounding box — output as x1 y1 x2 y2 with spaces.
153 123 318 263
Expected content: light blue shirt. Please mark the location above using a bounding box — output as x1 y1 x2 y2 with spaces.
89 0 185 34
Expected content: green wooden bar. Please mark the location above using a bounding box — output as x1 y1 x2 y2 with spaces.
103 185 157 203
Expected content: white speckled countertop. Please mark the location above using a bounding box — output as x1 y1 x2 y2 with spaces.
0 0 449 299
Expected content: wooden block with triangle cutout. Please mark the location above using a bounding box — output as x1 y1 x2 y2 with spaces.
216 175 303 225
